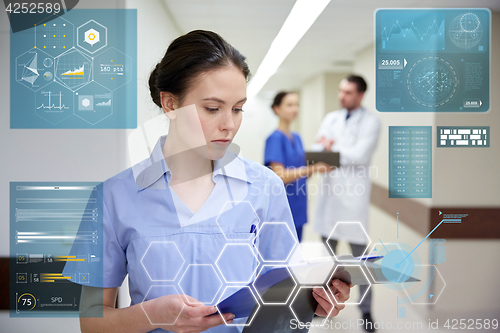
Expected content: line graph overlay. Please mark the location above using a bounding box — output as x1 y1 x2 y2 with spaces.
36 90 70 111
35 82 73 125
380 11 445 51
54 48 92 91
61 65 85 77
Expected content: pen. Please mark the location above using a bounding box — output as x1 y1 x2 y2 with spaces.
356 255 383 260
250 224 257 244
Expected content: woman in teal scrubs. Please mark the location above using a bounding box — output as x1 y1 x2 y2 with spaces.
265 92 330 242
64 31 350 333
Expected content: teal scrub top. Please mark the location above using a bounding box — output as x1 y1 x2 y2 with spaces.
264 130 308 227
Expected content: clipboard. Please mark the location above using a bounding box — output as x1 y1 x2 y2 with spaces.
215 254 419 321
305 151 340 167
242 284 314 333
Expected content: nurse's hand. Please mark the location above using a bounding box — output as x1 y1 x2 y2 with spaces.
312 279 353 317
311 162 333 173
143 294 234 333
316 136 335 151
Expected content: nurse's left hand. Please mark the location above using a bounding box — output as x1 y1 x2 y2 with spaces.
312 279 353 317
144 294 233 332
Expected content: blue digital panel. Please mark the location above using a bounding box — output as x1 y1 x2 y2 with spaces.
10 9 137 128
376 9 490 112
10 182 102 317
389 127 432 198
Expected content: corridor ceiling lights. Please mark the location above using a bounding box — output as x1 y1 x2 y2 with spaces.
247 0 330 99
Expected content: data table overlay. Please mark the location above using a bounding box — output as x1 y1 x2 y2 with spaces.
389 126 432 198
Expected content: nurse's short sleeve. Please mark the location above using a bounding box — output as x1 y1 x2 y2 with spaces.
100 197 128 287
63 185 127 288
264 132 286 167
257 175 299 265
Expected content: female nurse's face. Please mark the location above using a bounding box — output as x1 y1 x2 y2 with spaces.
274 93 299 122
174 64 247 160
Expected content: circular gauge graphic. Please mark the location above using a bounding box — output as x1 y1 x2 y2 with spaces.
43 57 53 68
17 293 37 311
449 13 483 49
43 71 53 81
407 56 458 108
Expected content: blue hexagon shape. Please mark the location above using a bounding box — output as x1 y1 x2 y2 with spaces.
141 241 185 281
252 265 296 305
35 16 74 56
77 19 107 54
216 286 260 327
327 265 371 305
140 285 184 325
178 264 223 305
35 81 73 125
256 222 297 262
16 48 54 92
327 222 371 262
93 47 133 91
73 82 112 125
54 48 92 91
216 201 260 241
216 244 259 283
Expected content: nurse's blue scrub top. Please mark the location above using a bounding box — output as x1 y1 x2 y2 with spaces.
63 135 298 333
264 130 307 227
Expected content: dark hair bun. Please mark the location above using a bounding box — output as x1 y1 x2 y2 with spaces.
149 64 162 108
148 30 250 110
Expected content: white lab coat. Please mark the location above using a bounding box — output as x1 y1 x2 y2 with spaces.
311 107 381 245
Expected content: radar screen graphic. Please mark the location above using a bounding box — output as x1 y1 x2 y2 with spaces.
407 56 458 108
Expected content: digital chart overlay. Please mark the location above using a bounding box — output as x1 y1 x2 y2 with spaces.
10 9 137 128
10 182 102 317
375 9 490 112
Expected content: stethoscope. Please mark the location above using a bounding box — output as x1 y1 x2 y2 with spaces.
342 107 366 144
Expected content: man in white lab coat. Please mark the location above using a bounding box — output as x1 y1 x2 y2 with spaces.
313 75 380 332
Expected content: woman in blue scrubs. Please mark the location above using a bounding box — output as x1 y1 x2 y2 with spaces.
64 31 350 333
265 92 330 242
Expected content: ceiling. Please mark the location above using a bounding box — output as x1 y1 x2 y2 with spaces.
164 0 500 96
